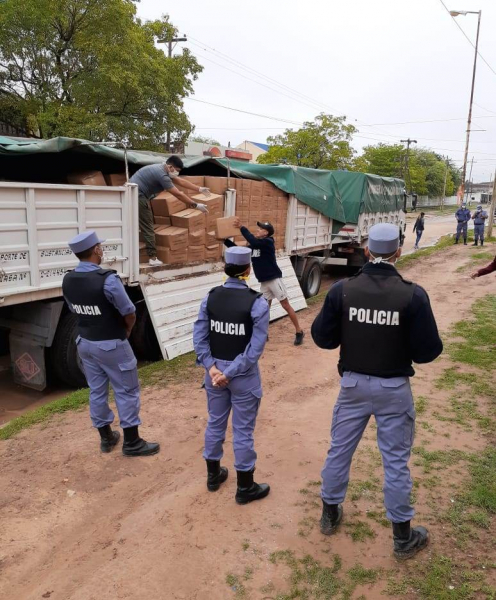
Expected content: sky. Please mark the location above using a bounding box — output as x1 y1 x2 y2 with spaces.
137 0 496 182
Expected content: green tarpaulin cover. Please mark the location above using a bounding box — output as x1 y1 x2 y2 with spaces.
0 136 405 227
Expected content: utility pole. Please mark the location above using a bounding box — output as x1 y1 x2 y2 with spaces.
157 34 188 152
400 138 417 196
465 156 475 203
441 157 449 210
487 170 496 239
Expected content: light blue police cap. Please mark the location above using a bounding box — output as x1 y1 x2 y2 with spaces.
68 230 105 254
225 246 252 265
477 204 482 209
368 223 399 254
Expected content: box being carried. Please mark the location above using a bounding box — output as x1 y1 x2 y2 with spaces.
171 209 205 231
215 216 239 240
151 193 185 217
191 193 223 214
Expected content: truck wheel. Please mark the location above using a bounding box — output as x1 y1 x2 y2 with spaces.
300 258 322 298
129 302 162 361
49 312 87 388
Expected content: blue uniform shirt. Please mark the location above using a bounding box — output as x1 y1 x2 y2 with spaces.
65 262 136 316
473 209 488 225
455 208 471 223
129 164 174 198
193 278 270 380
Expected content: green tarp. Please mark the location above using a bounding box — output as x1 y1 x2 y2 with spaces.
0 136 405 227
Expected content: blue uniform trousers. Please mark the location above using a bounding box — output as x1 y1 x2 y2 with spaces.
474 223 485 243
203 361 262 472
456 222 468 242
77 337 141 429
321 372 416 523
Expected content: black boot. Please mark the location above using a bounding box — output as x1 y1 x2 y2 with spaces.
481 240 484 246
464 240 467 245
235 469 270 505
473 241 478 246
454 239 458 244
122 426 160 457
98 425 120 453
320 501 343 535
393 521 429 560
206 459 228 492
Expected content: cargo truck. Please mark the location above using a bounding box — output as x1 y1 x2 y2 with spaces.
0 137 406 391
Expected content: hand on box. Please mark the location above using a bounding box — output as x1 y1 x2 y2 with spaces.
199 187 211 196
233 217 241 228
195 202 209 214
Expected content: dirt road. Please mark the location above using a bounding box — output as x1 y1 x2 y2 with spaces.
1 243 494 600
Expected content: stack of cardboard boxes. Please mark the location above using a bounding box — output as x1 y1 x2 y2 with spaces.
233 178 289 250
145 175 224 265
67 171 127 186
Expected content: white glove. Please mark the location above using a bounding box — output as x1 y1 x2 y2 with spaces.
199 187 211 196
195 202 209 214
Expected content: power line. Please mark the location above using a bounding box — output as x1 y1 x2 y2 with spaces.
438 0 496 78
365 115 496 126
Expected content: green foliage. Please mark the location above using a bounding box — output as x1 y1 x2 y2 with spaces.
354 143 461 196
257 113 357 170
345 520 376 542
0 0 202 148
415 396 428 415
189 135 221 145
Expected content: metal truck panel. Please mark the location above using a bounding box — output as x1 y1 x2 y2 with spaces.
140 256 306 360
0 182 138 306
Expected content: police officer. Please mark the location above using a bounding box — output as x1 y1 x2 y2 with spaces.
454 202 471 245
472 204 488 246
193 246 270 504
311 223 443 559
62 231 159 457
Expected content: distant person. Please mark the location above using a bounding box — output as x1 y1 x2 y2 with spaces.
472 204 488 246
413 212 425 250
454 202 471 245
130 157 211 266
471 255 496 278
223 219 305 346
411 194 418 212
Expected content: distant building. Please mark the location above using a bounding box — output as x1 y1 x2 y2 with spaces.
183 140 252 161
236 141 269 163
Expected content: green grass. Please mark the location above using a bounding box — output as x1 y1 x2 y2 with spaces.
226 573 247 598
365 510 390 528
412 447 468 473
436 367 496 400
415 395 428 415
446 295 496 369
344 520 376 542
348 478 380 501
307 289 328 306
0 351 198 441
455 251 494 273
397 234 456 269
347 564 380 585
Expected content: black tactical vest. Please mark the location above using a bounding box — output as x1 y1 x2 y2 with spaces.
62 269 128 341
340 268 416 377
207 286 262 361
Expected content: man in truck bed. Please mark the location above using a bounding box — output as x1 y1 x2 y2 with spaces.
130 156 211 266
224 219 304 346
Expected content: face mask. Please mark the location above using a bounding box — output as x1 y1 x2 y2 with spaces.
168 167 178 178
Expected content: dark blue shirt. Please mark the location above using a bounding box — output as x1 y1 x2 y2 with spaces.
311 262 443 372
224 227 282 282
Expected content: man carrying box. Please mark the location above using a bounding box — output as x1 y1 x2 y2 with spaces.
224 219 304 346
130 156 211 266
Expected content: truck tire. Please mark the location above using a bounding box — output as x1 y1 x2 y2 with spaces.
300 258 322 298
49 312 87 388
129 302 162 361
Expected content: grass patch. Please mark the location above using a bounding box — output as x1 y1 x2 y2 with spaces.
348 478 380 501
345 520 376 542
447 295 496 369
455 250 494 273
347 564 380 585
307 289 328 306
436 367 495 400
365 510 390 528
0 351 198 440
225 573 246 598
397 234 455 269
415 395 428 415
412 447 468 473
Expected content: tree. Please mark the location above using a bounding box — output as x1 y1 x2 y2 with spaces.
189 135 221 145
0 0 202 150
354 144 461 197
257 114 357 170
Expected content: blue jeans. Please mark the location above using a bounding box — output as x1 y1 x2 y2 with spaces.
415 230 423 247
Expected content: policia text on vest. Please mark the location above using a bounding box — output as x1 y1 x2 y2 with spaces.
349 307 399 326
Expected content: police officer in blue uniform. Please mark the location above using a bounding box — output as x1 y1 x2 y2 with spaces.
454 203 471 245
311 223 443 559
63 231 159 457
193 246 271 504
472 204 488 246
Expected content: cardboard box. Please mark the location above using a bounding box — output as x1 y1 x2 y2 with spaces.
277 196 289 209
67 171 106 186
205 244 222 260
189 229 206 246
104 173 127 186
139 224 169 243
206 212 223 230
206 231 218 246
261 197 274 211
188 245 206 262
250 181 263 196
151 194 185 217
259 211 272 222
154 216 171 226
171 209 205 231
156 246 187 265
155 226 188 250
249 196 262 210
205 176 229 195
236 198 250 209
191 192 223 213
182 175 205 187
262 180 279 196
215 216 239 240
240 180 252 194
235 211 250 222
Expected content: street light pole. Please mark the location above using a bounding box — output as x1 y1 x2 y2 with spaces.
450 9 481 200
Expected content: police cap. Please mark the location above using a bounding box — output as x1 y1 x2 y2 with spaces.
68 230 105 254
368 223 400 255
225 246 251 266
